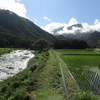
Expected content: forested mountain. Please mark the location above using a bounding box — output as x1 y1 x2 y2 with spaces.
51 24 100 47
0 9 99 48
59 31 100 47
0 9 56 48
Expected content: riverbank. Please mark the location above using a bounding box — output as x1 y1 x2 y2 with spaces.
0 50 99 100
0 51 49 100
0 48 13 55
0 50 34 81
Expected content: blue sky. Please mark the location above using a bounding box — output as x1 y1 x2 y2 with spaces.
20 0 100 26
0 0 100 34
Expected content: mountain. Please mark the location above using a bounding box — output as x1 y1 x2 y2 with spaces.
67 24 82 30
52 24 100 46
0 9 56 48
81 31 100 46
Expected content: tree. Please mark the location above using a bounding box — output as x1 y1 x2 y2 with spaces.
53 39 88 49
98 36 100 48
30 39 51 52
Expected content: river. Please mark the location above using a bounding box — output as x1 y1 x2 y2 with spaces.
0 50 34 81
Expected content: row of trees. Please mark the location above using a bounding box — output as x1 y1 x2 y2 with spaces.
0 33 89 51
30 39 88 52
98 36 100 48
53 39 88 49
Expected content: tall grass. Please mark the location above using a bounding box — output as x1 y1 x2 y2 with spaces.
0 51 49 100
0 48 13 55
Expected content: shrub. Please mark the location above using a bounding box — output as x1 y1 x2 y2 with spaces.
71 91 99 100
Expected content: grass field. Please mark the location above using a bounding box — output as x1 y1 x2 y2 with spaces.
55 49 100 94
55 49 100 54
0 48 13 55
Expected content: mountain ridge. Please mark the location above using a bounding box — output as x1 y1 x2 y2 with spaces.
0 9 56 48
51 24 100 46
0 9 100 47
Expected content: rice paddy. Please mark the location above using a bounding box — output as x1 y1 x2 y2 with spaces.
55 49 100 94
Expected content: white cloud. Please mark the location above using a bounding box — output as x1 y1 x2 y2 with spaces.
43 16 51 21
42 18 100 35
68 17 78 25
0 0 27 18
94 19 100 25
41 22 68 34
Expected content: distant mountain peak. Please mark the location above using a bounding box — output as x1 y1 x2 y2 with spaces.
67 24 83 30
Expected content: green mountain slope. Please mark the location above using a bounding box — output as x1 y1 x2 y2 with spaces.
0 9 56 48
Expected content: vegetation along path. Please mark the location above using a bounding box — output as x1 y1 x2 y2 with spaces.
31 51 67 100
54 51 79 99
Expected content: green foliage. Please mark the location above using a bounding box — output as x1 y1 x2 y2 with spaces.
0 9 56 48
54 39 88 49
71 91 99 100
30 39 51 52
31 51 67 100
97 35 100 48
0 51 50 99
0 48 13 55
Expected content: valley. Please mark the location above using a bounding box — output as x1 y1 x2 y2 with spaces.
0 9 100 100
0 49 100 100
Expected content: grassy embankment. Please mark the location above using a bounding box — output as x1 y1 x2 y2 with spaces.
0 48 13 55
0 51 50 100
30 51 67 100
0 50 72 100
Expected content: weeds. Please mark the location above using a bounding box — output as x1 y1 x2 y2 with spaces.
0 51 49 100
71 91 99 100
0 48 13 55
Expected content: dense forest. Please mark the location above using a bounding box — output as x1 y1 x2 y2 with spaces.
0 10 56 48
0 9 95 49
53 39 88 49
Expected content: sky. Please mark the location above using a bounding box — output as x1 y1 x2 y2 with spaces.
0 0 100 34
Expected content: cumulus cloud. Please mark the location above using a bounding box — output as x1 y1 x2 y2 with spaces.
42 18 100 35
43 16 51 21
68 18 78 25
0 0 27 18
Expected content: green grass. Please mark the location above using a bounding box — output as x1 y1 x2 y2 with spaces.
71 91 99 100
0 51 50 100
1 49 100 100
60 55 100 92
54 49 100 54
31 51 67 100
54 51 79 96
55 49 100 93
0 48 13 55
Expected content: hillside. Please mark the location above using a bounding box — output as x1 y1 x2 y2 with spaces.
49 24 100 47
0 9 56 48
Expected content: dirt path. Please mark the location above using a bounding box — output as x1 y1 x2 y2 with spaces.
31 51 67 100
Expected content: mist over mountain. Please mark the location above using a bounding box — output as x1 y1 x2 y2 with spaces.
42 18 100 46
0 9 56 48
